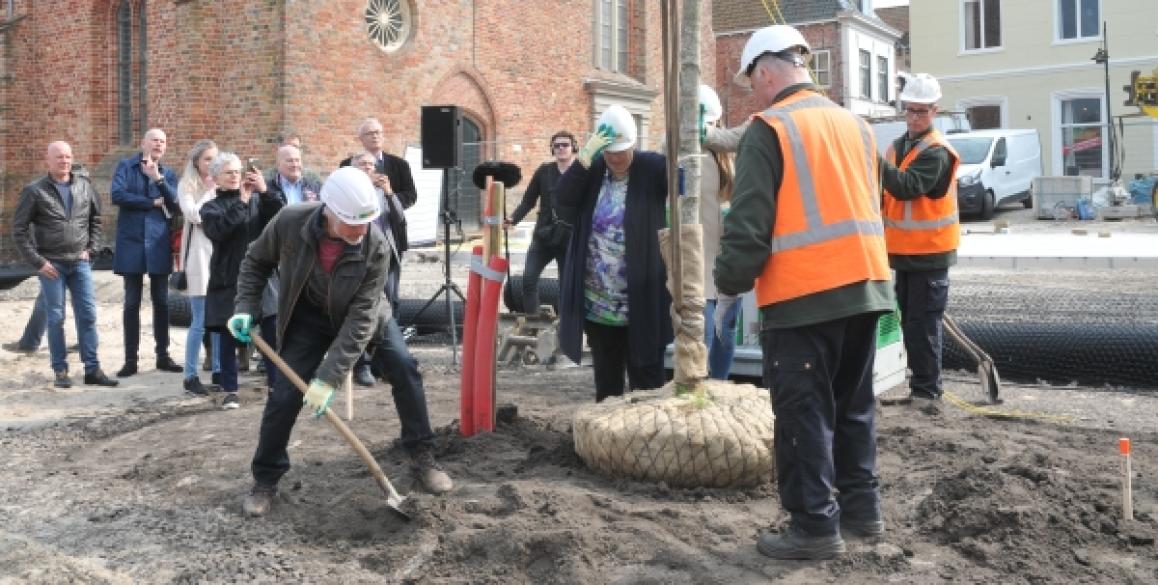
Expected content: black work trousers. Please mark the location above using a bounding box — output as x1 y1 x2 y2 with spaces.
583 319 665 402
521 236 567 314
761 312 881 537
895 268 949 399
250 305 434 487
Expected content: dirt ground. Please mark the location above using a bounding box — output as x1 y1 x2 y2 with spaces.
1 219 1157 583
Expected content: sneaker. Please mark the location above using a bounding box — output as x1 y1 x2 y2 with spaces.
353 365 376 387
183 377 209 396
410 449 453 494
756 526 846 560
242 483 277 517
116 363 138 378
156 356 183 373
841 517 885 541
3 341 37 354
54 371 72 388
222 393 240 410
83 369 119 387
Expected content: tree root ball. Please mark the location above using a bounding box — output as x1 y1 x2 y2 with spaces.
572 380 775 488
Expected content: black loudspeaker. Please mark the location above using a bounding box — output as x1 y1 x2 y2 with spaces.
421 105 462 169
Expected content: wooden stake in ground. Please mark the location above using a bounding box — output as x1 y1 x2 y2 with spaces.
1120 437 1134 520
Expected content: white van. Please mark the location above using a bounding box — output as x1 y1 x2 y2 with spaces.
946 129 1042 219
870 111 972 154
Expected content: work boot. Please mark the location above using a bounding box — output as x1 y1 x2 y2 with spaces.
353 365 376 387
756 526 846 560
183 377 209 396
410 449 453 494
841 516 885 541
156 355 182 373
83 369 119 387
116 363 138 378
242 483 277 517
2 341 37 354
54 371 72 388
908 394 942 415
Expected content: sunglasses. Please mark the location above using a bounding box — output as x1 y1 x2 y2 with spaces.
552 143 572 150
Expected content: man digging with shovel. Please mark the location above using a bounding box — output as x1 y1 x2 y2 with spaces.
229 167 452 518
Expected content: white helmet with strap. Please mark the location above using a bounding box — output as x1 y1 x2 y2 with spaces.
321 167 381 225
899 73 942 105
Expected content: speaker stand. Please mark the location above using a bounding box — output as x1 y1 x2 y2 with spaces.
412 170 465 364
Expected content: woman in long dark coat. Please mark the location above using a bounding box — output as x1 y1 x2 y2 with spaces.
200 152 284 409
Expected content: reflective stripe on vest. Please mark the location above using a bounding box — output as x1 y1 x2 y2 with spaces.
882 130 961 254
751 91 891 306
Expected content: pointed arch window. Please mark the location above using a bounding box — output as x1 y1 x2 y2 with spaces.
116 0 147 144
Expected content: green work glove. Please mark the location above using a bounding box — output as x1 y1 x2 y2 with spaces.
577 123 616 168
303 378 336 418
227 313 253 343
699 103 707 145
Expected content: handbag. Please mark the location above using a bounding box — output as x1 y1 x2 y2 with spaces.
169 224 193 291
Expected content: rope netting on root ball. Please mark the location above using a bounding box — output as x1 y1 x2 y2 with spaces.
572 380 775 489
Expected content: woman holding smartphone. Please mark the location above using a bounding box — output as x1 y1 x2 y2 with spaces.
176 139 219 396
200 153 283 409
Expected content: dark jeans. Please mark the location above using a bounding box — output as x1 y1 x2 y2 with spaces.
583 319 665 402
217 328 241 392
122 273 171 363
522 236 567 314
251 308 434 487
259 314 278 388
762 312 881 536
895 269 949 399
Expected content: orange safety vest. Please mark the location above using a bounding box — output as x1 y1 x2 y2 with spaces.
752 91 891 307
882 130 961 255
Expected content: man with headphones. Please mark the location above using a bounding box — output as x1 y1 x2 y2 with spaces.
505 130 578 316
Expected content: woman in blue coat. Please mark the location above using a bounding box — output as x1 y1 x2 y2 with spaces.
555 106 673 402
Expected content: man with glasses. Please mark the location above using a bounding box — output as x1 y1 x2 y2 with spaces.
716 25 894 559
879 73 960 415
339 118 418 386
505 130 578 316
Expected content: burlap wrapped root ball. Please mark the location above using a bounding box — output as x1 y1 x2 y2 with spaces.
573 380 775 488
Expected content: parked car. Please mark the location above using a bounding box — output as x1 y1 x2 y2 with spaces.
947 129 1042 219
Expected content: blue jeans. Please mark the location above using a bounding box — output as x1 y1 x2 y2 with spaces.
703 298 740 380
122 273 172 364
17 289 51 350
183 296 207 379
40 260 100 374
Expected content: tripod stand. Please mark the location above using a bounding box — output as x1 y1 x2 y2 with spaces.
412 171 465 364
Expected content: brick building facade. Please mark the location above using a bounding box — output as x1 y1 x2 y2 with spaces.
0 0 714 262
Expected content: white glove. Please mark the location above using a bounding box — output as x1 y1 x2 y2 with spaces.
303 379 335 418
714 294 740 343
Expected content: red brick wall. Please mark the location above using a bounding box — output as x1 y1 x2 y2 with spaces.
0 0 716 261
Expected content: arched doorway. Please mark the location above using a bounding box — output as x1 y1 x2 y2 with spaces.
448 116 485 232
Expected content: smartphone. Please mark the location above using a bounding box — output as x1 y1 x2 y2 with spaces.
247 158 260 173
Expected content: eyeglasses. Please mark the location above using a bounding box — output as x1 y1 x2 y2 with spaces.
552 143 572 150
904 107 932 117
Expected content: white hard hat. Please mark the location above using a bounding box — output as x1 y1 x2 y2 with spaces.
321 167 381 225
597 104 638 153
734 25 811 88
699 84 723 124
899 73 942 104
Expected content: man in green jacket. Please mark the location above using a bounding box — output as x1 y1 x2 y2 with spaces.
229 167 451 517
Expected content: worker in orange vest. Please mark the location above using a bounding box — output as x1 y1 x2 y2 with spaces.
880 73 961 415
714 25 895 560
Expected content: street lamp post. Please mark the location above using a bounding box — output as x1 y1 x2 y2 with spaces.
1091 22 1115 180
